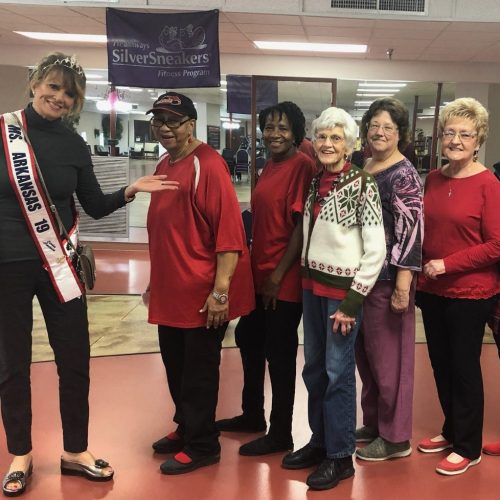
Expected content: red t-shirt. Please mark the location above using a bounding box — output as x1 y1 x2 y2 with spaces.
251 151 316 302
417 168 500 299
147 143 255 327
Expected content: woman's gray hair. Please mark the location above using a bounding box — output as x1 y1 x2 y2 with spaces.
311 107 358 149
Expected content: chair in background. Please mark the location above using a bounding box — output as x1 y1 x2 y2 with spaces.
94 145 109 156
222 148 236 179
254 155 266 179
234 149 250 182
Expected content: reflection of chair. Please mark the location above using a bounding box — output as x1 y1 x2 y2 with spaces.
222 148 236 178
234 149 250 182
94 145 109 156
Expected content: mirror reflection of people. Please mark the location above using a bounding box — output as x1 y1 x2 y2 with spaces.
354 98 424 462
416 98 500 475
282 107 385 491
145 92 254 475
216 102 316 456
0 52 178 496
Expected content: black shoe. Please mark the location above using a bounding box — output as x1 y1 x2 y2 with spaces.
160 452 220 475
2 462 33 497
306 456 355 491
216 414 266 433
239 435 293 456
152 432 184 454
282 444 326 470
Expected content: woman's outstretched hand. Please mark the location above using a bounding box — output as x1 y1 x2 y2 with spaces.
125 175 179 199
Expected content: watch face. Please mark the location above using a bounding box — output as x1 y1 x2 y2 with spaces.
219 295 228 304
213 291 228 304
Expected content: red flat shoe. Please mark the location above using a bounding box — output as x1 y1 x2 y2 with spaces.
417 436 452 453
436 455 481 476
482 441 500 456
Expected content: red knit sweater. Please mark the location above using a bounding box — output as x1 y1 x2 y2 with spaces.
417 168 500 299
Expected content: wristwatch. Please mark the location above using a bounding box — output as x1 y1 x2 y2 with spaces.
212 290 229 304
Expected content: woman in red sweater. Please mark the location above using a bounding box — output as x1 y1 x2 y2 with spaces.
416 98 500 475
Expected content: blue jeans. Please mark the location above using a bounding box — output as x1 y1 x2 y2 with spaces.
302 289 361 458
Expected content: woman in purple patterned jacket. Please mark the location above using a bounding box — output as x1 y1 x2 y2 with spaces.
354 98 424 461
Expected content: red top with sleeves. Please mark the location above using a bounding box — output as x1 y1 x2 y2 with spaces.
147 143 255 328
417 168 500 299
251 151 316 302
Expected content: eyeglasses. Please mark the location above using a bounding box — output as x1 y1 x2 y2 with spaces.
150 117 191 129
442 130 477 142
367 123 398 136
315 133 345 145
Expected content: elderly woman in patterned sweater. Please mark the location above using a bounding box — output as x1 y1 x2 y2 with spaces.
281 107 385 491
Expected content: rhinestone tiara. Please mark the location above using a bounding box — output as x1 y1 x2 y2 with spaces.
48 55 85 78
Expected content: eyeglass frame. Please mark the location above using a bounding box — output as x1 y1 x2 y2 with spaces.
441 129 478 142
314 133 346 145
366 123 399 136
150 116 192 129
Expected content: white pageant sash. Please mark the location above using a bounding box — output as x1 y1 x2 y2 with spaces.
0 110 84 302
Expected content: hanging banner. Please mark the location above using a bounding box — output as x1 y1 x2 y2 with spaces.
226 75 278 114
106 8 220 88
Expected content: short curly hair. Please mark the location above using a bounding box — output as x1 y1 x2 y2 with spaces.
30 52 86 117
258 101 306 147
311 107 357 150
438 97 489 146
360 97 410 151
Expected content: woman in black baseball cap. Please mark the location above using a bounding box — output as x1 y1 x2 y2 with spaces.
144 91 254 475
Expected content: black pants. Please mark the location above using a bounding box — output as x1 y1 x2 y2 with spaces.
235 296 302 441
0 261 90 455
158 323 227 458
418 292 494 459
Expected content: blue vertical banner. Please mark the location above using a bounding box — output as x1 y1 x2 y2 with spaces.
226 75 278 114
106 8 220 88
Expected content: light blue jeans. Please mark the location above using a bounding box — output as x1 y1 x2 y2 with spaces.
302 289 362 458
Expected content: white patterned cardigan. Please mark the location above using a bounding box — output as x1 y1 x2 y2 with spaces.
301 165 386 317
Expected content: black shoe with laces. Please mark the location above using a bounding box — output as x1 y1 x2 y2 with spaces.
306 456 354 490
216 414 267 433
282 444 326 469
239 435 293 456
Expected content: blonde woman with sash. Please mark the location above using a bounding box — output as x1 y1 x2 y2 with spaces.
0 52 178 496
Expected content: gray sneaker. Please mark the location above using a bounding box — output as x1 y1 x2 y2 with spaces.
356 437 412 461
355 426 378 443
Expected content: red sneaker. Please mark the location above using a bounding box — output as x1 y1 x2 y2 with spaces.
436 454 481 476
417 436 452 453
482 441 500 456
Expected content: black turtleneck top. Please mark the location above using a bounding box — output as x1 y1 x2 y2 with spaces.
0 104 127 263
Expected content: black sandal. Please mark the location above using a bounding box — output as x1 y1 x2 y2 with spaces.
2 463 33 497
60 458 114 482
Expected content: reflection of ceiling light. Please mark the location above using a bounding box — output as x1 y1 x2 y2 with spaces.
15 31 107 43
221 80 227 86
85 73 103 79
220 88 227 92
96 100 132 112
359 82 407 87
220 117 241 123
87 81 111 86
354 101 374 106
222 122 240 129
254 41 367 53
356 93 395 97
357 88 400 93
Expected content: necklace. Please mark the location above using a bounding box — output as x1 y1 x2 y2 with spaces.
315 163 350 205
448 179 452 197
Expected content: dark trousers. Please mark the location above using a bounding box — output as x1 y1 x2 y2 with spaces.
235 296 302 441
158 324 227 458
0 261 90 455
418 292 494 459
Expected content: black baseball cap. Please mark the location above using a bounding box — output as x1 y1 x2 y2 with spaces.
146 91 197 119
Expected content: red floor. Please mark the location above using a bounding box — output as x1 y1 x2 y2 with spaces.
2 346 500 500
